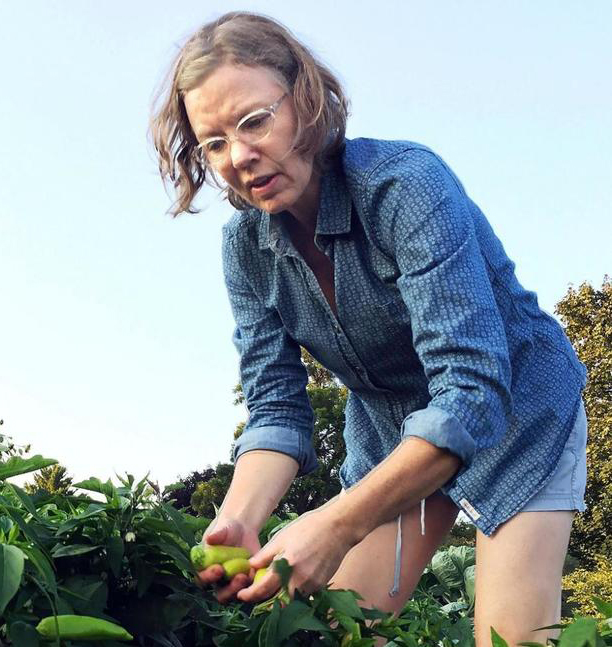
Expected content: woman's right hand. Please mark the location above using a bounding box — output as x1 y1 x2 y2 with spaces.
195 518 262 604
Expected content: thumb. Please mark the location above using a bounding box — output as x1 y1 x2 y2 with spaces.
204 523 230 546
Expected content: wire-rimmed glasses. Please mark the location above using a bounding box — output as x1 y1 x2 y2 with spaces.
194 93 287 168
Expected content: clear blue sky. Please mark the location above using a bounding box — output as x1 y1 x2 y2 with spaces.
1 1 610 489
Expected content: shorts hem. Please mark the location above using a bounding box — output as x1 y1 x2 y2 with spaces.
521 497 586 513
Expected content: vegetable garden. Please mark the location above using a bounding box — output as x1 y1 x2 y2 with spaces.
1 446 612 647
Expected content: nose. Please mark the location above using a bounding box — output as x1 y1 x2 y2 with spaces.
229 139 259 169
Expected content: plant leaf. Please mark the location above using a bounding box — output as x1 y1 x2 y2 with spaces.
56 503 106 534
51 543 100 558
271 557 292 590
7 620 40 647
7 484 37 516
161 503 196 547
558 617 598 647
491 627 510 647
322 589 365 620
73 477 117 499
0 544 25 615
464 564 476 605
276 601 331 641
0 455 58 480
20 545 57 597
106 535 124 578
592 595 612 618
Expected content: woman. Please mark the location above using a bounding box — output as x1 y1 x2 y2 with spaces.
151 12 588 645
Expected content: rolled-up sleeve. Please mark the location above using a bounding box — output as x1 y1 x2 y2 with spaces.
365 148 513 467
222 226 318 476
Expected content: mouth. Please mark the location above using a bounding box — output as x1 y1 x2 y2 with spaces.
247 173 279 194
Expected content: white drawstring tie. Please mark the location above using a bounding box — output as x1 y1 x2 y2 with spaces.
389 498 426 597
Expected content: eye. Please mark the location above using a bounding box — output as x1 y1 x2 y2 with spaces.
203 138 226 154
239 111 272 134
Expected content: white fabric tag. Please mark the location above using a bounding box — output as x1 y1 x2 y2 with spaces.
459 497 481 521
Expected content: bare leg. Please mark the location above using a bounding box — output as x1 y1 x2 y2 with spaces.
474 510 574 646
328 490 459 613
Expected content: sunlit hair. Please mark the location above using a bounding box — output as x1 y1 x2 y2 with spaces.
150 11 349 216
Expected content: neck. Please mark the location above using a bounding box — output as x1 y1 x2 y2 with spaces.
287 168 321 232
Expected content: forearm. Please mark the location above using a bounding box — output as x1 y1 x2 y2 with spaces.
215 450 299 532
333 437 461 545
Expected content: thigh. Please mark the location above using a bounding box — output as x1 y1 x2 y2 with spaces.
328 490 459 614
474 510 574 647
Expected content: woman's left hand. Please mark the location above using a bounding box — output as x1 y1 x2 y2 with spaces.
236 502 354 602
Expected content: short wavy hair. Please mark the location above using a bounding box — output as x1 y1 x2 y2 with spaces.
150 11 349 216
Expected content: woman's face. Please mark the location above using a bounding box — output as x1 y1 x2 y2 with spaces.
184 64 319 218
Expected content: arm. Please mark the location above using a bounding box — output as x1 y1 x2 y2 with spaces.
201 223 318 602
199 450 298 603
213 449 299 533
332 437 460 545
223 223 318 475
366 146 513 467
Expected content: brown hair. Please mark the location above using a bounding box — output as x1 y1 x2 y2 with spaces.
150 11 349 216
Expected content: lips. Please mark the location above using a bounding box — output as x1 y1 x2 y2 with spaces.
247 174 277 190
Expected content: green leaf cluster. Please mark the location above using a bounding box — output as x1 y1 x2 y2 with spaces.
556 277 612 568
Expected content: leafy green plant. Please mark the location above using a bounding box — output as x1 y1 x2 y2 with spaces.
415 545 476 618
2 439 612 647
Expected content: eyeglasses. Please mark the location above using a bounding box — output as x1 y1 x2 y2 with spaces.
194 93 287 168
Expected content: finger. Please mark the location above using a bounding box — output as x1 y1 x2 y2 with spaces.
215 572 250 605
236 569 281 603
204 524 230 545
248 545 281 570
196 563 224 586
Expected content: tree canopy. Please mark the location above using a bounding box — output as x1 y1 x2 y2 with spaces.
556 276 612 567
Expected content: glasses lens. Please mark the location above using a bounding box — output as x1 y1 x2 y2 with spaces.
236 110 274 144
197 139 226 167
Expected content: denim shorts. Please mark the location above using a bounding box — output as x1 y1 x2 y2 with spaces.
519 398 588 513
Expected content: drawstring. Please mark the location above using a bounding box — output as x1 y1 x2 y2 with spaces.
389 498 426 597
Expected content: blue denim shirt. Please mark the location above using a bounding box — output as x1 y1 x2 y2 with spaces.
223 138 587 536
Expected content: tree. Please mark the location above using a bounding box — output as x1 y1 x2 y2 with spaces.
23 464 74 496
190 463 235 518
555 276 612 568
162 468 216 513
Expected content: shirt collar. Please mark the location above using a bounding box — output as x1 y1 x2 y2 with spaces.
257 159 352 252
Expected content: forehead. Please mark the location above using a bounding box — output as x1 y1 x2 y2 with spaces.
183 64 287 139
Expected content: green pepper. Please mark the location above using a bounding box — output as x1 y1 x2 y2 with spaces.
254 567 268 583
190 543 250 571
222 557 251 578
36 614 133 641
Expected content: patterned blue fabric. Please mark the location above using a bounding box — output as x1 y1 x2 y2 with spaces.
223 138 587 536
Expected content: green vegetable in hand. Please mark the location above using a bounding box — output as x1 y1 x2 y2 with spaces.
222 557 251 578
36 615 133 641
190 543 251 574
254 567 268 583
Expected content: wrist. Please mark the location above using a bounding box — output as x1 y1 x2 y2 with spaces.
320 497 366 549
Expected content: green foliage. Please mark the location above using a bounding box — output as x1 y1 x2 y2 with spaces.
416 546 476 619
440 519 476 549
563 553 612 618
556 277 612 568
162 467 216 513
190 463 235 518
2 466 612 646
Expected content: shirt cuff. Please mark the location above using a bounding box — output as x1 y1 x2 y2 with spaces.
401 405 476 467
232 425 319 477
